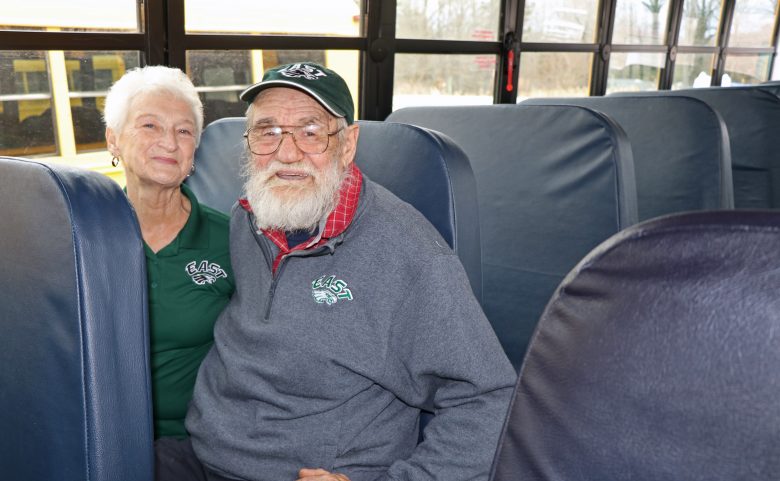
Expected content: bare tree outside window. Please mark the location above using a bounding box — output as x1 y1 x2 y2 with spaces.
395 0 501 106
613 0 670 44
679 0 722 46
642 0 666 44
729 0 779 47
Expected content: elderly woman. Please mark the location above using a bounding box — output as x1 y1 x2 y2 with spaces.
103 66 234 439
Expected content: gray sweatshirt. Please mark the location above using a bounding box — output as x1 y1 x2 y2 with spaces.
186 177 516 481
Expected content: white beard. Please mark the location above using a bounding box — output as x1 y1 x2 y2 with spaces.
242 154 348 232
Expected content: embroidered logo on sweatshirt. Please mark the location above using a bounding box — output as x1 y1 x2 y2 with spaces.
185 260 228 285
312 274 353 305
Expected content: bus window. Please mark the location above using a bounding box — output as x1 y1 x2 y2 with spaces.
723 53 773 85
0 51 56 157
187 50 253 126
186 49 360 126
2 0 138 33
393 54 496 110
397 0 502 41
184 0 361 36
672 53 716 89
64 51 140 153
516 52 592 100
606 52 665 94
521 1 599 44
728 0 778 48
723 0 778 85
612 0 671 45
678 0 723 47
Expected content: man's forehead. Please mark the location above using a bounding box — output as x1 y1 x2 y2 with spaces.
252 88 330 116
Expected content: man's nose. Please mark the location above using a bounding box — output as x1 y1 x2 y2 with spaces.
275 132 304 163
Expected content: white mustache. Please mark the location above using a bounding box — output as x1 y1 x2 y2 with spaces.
259 161 318 179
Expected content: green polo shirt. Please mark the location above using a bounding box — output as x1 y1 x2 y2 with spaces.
146 184 234 439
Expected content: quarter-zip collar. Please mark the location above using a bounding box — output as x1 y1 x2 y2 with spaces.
239 163 363 274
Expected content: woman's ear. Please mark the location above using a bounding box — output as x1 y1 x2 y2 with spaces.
105 127 118 156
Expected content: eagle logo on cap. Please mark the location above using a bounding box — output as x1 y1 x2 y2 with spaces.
280 63 327 81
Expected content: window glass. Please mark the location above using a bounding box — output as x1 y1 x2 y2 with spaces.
671 52 715 88
728 0 778 47
187 50 360 125
65 51 140 153
521 0 599 43
188 50 254 126
397 0 501 41
678 0 723 46
184 0 361 36
773 56 780 80
516 52 592 100
0 51 56 157
393 54 496 110
723 53 772 84
612 0 671 44
606 52 665 93
1 0 138 32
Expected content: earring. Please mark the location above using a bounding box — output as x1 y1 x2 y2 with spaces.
188 163 196 177
111 155 120 167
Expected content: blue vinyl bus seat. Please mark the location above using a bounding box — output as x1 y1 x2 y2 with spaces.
613 86 780 208
758 80 780 99
523 95 733 221
186 117 246 216
387 104 638 369
0 157 153 481
188 117 483 301
491 210 780 481
355 120 482 300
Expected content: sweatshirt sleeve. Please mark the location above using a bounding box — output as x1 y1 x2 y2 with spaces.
377 252 517 481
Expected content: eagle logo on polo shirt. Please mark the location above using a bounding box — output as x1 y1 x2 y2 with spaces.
185 260 228 285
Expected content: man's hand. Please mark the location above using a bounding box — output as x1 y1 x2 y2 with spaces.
296 468 351 481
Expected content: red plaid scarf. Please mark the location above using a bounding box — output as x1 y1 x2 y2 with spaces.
239 163 363 273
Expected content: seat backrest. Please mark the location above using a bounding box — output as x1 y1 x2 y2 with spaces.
613 86 780 208
187 117 247 215
490 210 780 481
187 117 483 301
0 157 153 481
523 95 733 221
387 104 638 369
355 120 482 299
758 80 780 99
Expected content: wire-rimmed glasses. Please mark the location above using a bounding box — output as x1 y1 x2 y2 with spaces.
243 124 343 155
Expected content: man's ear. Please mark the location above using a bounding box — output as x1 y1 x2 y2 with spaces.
340 123 360 169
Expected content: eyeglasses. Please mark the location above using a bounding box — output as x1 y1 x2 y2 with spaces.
243 124 343 155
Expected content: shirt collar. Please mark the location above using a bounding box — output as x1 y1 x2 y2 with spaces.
127 183 208 255
178 183 208 249
239 164 363 272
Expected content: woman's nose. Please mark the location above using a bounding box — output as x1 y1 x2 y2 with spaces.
157 127 178 150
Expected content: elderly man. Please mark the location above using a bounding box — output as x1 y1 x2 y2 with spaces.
164 62 515 481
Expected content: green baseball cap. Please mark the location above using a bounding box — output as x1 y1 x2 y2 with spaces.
240 62 354 124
